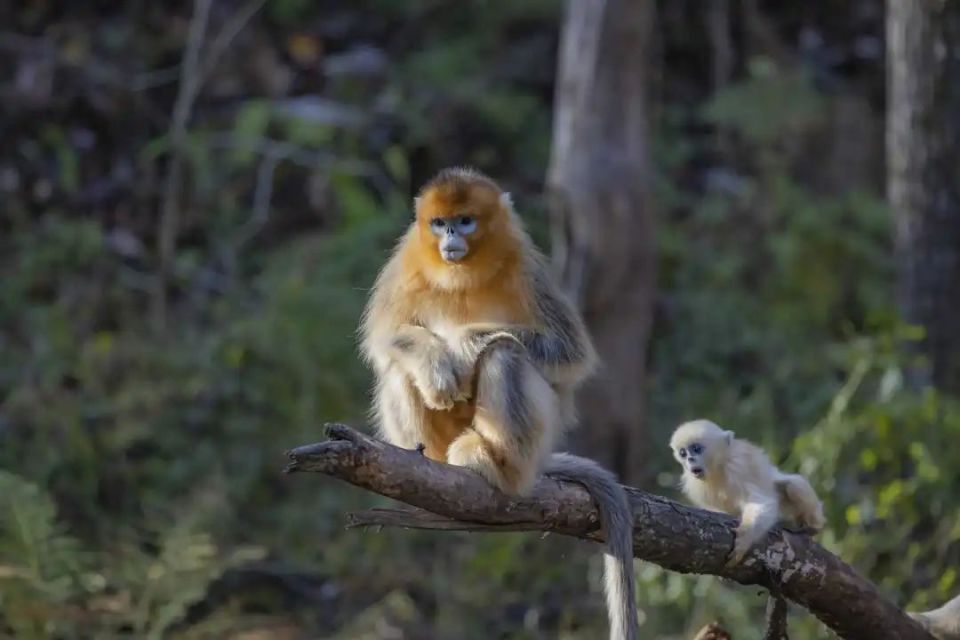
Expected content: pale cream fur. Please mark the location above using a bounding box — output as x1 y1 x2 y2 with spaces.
670 419 825 565
910 593 960 640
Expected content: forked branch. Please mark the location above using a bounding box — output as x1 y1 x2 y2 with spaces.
284 423 933 640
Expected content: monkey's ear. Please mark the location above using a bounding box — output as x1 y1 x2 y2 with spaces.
412 196 422 218
499 192 514 209
724 430 734 444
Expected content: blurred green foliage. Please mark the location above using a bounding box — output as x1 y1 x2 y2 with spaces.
640 60 959 638
0 1 957 639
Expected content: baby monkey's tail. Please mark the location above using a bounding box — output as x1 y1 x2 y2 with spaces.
546 453 638 640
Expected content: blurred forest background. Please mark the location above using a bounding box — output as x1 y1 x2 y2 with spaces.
1 0 958 638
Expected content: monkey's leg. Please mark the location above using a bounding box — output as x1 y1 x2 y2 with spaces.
376 366 472 461
729 497 779 566
777 473 826 532
374 368 432 453
446 341 558 495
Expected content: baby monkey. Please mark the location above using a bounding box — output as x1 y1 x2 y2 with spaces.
669 419 825 565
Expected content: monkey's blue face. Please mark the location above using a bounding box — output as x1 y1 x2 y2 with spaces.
430 215 478 262
670 420 735 482
675 442 706 479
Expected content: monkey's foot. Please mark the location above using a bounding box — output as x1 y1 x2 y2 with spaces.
446 431 532 496
446 432 501 485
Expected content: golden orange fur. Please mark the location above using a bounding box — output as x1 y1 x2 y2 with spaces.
410 172 523 291
359 167 638 639
365 169 544 463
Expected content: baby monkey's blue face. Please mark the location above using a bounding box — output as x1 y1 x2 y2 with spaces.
674 441 706 479
670 419 733 482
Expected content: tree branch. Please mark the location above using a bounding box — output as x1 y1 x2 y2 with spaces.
284 423 934 640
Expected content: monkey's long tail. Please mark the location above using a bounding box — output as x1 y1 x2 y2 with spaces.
546 453 638 640
909 592 960 640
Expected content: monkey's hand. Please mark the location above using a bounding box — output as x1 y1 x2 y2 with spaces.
411 342 471 411
459 322 525 344
727 529 755 567
457 323 528 362
726 500 776 567
387 325 471 410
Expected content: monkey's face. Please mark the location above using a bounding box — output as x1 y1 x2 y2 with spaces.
414 181 508 267
674 441 707 479
429 215 477 262
670 420 734 482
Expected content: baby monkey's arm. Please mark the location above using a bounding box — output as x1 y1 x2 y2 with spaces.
729 492 779 566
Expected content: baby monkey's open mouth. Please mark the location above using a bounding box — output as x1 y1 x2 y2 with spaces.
691 467 705 479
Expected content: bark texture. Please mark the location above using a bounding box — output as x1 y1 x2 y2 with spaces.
764 594 789 640
886 0 960 393
286 424 936 640
546 0 656 484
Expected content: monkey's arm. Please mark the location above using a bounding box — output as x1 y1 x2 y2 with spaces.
459 263 596 385
378 324 470 410
360 293 449 447
730 493 779 566
360 274 468 410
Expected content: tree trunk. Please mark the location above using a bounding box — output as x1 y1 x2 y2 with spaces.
886 0 960 394
546 0 656 484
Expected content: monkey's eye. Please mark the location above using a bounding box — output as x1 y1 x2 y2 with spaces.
689 443 703 455
457 215 477 233
678 448 687 459
430 218 446 230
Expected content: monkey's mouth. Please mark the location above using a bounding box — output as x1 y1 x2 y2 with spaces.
690 467 705 479
441 249 466 262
